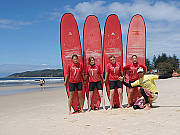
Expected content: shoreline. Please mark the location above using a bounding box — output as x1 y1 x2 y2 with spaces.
0 83 65 95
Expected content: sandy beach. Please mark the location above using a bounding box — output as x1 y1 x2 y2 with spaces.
0 78 180 135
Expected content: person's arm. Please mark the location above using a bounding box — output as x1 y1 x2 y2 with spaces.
64 64 70 85
64 73 69 86
123 69 127 81
104 72 108 82
118 76 133 88
122 80 133 88
100 74 105 83
158 74 172 79
123 65 129 80
84 66 89 81
159 71 180 79
104 64 109 82
119 65 123 77
121 70 123 77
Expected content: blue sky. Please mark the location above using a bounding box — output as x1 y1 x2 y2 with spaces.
0 0 180 76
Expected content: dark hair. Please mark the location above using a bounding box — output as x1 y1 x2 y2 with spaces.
109 55 115 59
132 55 137 58
72 54 78 59
88 57 95 64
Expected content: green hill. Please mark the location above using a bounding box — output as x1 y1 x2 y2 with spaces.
8 69 64 78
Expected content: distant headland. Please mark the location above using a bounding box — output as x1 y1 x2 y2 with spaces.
7 69 64 78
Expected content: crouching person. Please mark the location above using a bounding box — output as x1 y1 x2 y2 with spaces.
119 67 180 110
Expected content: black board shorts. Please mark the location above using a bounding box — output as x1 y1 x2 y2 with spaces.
109 80 122 90
69 82 82 92
89 81 103 91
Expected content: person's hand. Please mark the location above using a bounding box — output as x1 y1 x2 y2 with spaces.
118 76 124 82
172 70 180 77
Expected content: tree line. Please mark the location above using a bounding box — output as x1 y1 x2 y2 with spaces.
146 53 179 75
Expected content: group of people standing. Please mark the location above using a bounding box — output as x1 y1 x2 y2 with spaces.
64 54 180 114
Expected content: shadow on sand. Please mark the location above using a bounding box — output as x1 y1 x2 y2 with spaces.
152 105 180 108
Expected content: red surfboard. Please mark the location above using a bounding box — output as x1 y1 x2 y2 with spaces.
83 15 103 110
126 14 146 105
60 13 85 112
104 14 123 108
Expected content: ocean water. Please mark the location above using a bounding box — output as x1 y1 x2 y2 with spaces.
0 77 65 96
0 77 64 87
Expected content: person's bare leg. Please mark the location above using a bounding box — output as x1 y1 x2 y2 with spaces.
137 87 141 95
88 91 93 111
98 90 106 110
68 91 74 114
117 88 123 108
127 88 134 107
109 89 114 110
144 103 151 110
149 98 153 107
78 91 84 112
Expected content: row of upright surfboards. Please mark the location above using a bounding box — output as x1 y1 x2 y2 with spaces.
60 13 146 112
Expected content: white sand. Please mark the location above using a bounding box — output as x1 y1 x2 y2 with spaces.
0 78 180 135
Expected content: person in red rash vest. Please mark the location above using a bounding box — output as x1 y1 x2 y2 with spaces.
85 57 105 111
64 54 85 115
105 55 124 109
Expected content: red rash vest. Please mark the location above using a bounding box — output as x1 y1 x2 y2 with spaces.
106 62 122 81
67 62 83 83
86 64 102 82
124 63 147 81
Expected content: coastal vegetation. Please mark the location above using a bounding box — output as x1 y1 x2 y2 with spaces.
146 53 179 75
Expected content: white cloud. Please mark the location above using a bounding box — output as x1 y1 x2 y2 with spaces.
42 64 48 66
143 1 180 22
56 0 180 59
61 1 180 21
66 1 106 21
0 19 34 30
